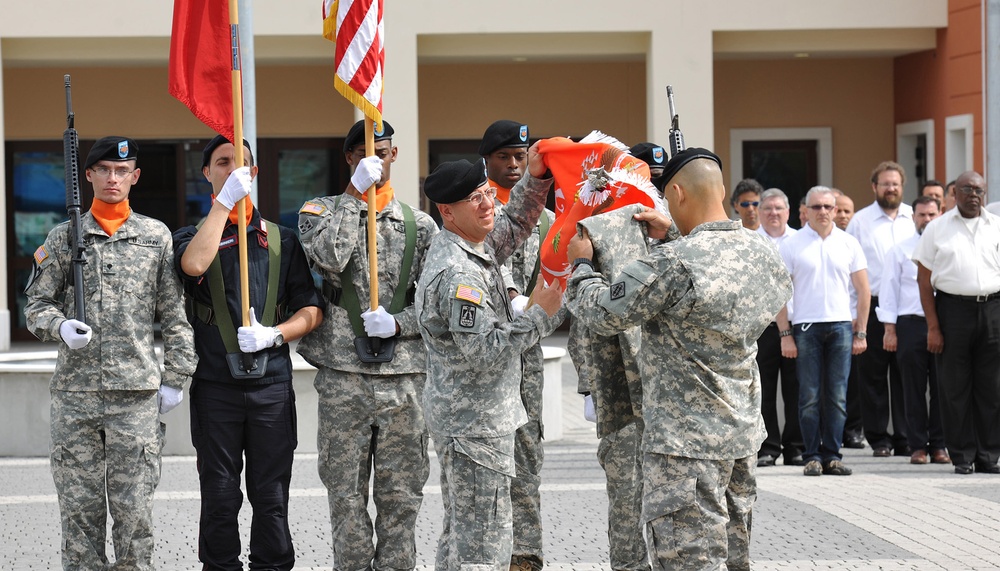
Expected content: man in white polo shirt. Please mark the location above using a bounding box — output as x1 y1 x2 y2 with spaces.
878 196 949 465
846 161 915 458
754 188 804 468
913 170 1000 475
778 186 870 477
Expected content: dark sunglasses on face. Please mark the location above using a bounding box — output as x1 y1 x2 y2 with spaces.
809 204 835 211
739 201 760 208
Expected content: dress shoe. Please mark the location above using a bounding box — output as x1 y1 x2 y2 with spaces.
784 455 806 466
803 460 822 476
954 463 974 475
822 460 853 476
894 445 912 457
910 450 929 464
931 449 951 464
872 447 891 457
757 454 776 467
843 435 866 449
975 463 1000 474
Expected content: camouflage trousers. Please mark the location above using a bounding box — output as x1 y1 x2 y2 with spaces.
315 369 430 571
433 434 516 571
49 389 162 571
642 453 755 571
512 346 545 569
597 418 649 571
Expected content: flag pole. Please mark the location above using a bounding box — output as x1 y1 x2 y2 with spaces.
364 119 379 311
229 0 251 330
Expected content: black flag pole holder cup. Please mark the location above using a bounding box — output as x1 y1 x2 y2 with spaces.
226 352 268 379
354 336 396 364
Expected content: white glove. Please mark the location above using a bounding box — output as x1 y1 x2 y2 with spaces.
351 155 383 191
361 305 397 338
237 308 277 353
158 385 184 414
583 394 597 423
59 319 92 350
216 166 252 210
510 295 529 318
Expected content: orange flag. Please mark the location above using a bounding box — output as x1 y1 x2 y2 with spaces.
537 131 660 287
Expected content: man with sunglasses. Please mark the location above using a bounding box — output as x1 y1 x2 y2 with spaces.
777 186 870 477
25 136 197 570
847 161 915 459
730 178 763 231
913 170 1000 475
416 147 564 570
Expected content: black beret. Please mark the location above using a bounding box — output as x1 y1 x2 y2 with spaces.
201 135 254 168
629 142 667 167
343 119 394 154
478 120 529 156
85 136 138 169
657 147 723 191
424 159 489 204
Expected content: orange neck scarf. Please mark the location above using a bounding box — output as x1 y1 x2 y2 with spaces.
489 178 512 205
363 180 395 213
211 195 255 227
90 198 131 236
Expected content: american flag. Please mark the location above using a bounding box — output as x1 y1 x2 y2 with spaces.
455 285 483 305
323 0 384 129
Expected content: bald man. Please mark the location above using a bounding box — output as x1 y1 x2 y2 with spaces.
565 148 791 571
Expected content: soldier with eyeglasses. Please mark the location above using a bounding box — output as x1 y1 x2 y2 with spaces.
416 146 564 571
913 170 1000 475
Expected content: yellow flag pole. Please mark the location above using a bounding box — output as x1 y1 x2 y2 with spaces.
364 119 379 311
228 0 251 331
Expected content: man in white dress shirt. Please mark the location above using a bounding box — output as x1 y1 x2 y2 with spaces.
846 161 914 458
878 196 949 465
913 171 1000 475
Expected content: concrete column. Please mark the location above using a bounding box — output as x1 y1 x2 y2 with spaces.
648 23 715 153
382 23 420 206
0 38 10 350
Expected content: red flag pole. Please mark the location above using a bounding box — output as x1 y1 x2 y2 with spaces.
228 0 251 328
364 119 379 311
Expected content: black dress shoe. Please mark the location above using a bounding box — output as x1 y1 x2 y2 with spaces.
757 454 776 467
784 455 806 466
975 463 1000 474
843 435 866 449
872 447 891 457
955 463 974 475
893 445 912 457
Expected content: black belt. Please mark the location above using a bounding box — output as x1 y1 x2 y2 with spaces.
898 314 926 321
938 290 1000 303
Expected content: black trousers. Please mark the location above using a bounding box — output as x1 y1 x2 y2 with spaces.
190 379 298 571
843 356 864 439
859 297 908 450
935 294 1000 467
756 323 803 460
895 315 945 452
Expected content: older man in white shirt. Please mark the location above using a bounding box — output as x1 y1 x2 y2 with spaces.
778 186 869 477
913 170 1000 475
878 196 949 465
754 188 804 467
846 161 915 458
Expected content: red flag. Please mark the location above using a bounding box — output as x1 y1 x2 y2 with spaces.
323 0 384 128
537 131 660 288
169 0 235 142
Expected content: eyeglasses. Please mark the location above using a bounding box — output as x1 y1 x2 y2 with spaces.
808 204 836 211
959 185 987 196
458 186 497 206
90 166 134 179
877 182 902 189
761 206 787 213
739 201 760 208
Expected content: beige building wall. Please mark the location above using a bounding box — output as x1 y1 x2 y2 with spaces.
714 58 896 208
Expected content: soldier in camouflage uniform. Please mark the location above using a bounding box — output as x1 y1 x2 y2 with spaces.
25 136 197 570
566 148 792 571
479 119 558 571
297 120 437 571
416 150 563 571
567 205 653 571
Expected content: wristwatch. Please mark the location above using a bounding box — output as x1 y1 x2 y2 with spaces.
779 329 792 337
272 327 285 348
853 331 867 340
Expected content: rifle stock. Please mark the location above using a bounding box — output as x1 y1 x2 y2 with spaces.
63 74 87 328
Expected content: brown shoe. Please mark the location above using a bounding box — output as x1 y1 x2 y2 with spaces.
910 450 929 464
931 449 951 464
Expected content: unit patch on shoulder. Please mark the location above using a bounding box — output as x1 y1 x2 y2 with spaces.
33 245 49 265
459 305 477 328
455 284 484 305
299 201 326 216
610 281 626 300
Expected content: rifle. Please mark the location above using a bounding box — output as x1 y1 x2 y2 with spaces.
666 85 685 159
63 74 87 329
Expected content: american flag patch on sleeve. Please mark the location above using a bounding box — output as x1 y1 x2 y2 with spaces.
33 245 49 265
455 284 484 305
299 201 326 216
